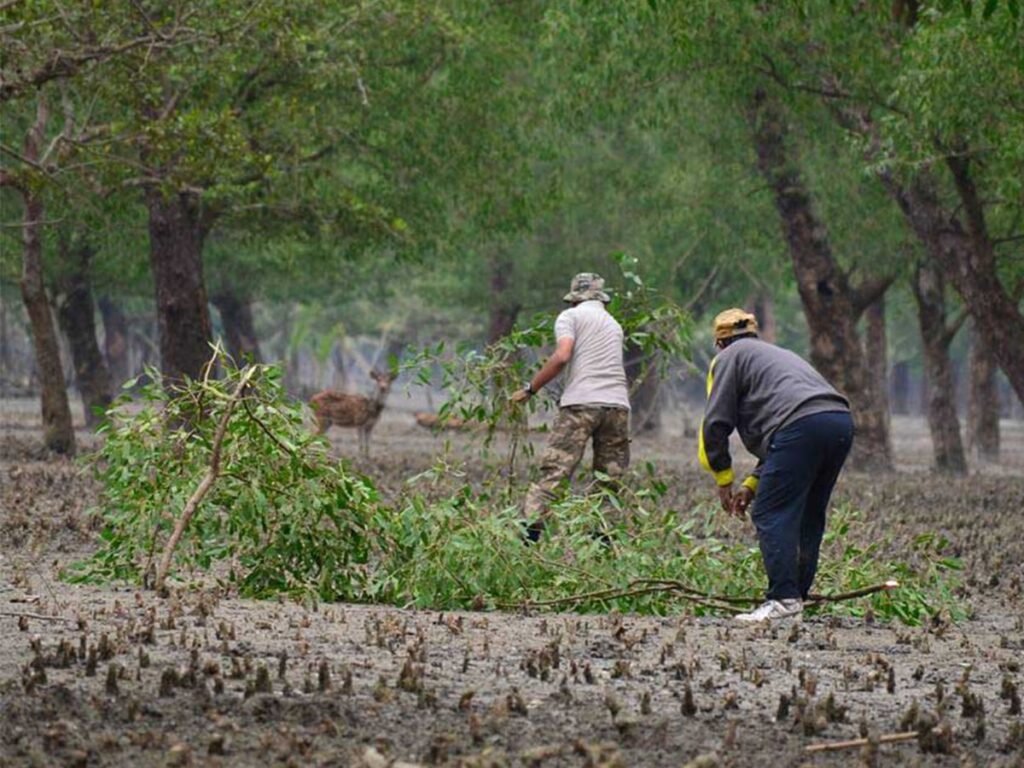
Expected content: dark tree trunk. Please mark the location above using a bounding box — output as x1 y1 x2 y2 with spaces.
967 324 999 462
625 343 661 434
880 161 1024 409
97 296 130 387
21 198 75 453
910 260 966 474
0 291 11 379
863 296 891 443
486 257 520 345
55 241 113 428
13 99 75 454
891 360 910 415
211 286 262 364
750 294 777 343
146 190 213 384
749 89 892 471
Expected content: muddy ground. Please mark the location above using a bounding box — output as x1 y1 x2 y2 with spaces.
1 397 1023 767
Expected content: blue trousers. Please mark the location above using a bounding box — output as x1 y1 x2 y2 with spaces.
751 411 854 601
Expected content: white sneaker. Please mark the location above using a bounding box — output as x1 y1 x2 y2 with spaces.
735 599 803 623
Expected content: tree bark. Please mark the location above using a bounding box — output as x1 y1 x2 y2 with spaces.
910 260 966 474
891 360 910 415
625 343 661 434
486 256 520 345
55 241 113 428
97 296 130 387
0 291 10 381
750 294 777 344
211 285 262 364
11 98 75 454
749 89 892 470
20 192 75 454
966 324 999 462
863 296 891 445
880 162 1024 408
146 190 213 384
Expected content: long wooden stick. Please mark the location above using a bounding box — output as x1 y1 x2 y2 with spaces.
0 611 76 623
805 730 918 753
153 366 255 595
505 578 899 614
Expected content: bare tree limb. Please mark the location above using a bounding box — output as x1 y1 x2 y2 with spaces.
852 271 898 317
0 610 76 623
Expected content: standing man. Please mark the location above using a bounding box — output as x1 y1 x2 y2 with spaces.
511 273 631 541
699 308 854 622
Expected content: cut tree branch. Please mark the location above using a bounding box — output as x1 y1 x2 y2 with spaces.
153 365 256 595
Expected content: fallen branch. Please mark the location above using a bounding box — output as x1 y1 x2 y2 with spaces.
503 578 900 615
153 365 256 595
0 611 76 623
806 580 900 603
805 730 918 753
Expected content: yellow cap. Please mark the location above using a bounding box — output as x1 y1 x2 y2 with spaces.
713 308 759 341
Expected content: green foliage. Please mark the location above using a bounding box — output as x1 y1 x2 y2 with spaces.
68 358 377 600
365 467 962 626
69 358 961 626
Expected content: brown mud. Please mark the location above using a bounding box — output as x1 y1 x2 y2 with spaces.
1 401 1023 767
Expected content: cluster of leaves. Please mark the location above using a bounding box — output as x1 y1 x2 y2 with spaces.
68 359 377 600
69 358 963 626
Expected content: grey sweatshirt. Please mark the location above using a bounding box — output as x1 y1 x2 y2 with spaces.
699 337 850 487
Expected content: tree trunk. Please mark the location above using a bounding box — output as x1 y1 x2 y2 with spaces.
863 296 891 444
880 161 1024 408
211 286 262 364
891 360 910 415
0 291 11 381
910 260 966 474
625 343 661 434
146 190 213 384
966 324 999 462
486 256 520 345
55 241 113 428
97 296 130 387
21 192 76 454
12 99 75 454
750 294 778 343
749 89 892 471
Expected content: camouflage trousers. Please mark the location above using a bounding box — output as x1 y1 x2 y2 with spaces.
523 405 630 520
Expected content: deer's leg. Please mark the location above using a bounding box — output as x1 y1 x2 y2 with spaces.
359 426 369 458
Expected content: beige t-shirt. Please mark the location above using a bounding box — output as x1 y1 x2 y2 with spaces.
554 300 630 410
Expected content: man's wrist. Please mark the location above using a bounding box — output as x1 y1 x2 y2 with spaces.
523 382 534 396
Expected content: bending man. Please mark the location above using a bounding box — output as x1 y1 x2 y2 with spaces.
699 308 854 622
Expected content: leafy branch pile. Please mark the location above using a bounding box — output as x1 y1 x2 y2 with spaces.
68 358 377 601
370 477 963 626
70 358 963 626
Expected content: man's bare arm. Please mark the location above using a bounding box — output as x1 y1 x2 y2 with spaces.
511 337 574 402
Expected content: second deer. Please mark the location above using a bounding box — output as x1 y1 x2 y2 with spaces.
310 370 395 457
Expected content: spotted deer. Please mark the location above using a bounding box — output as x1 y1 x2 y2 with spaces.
310 370 395 457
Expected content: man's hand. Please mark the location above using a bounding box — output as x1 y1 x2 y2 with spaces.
510 388 531 404
731 486 754 518
717 483 733 513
